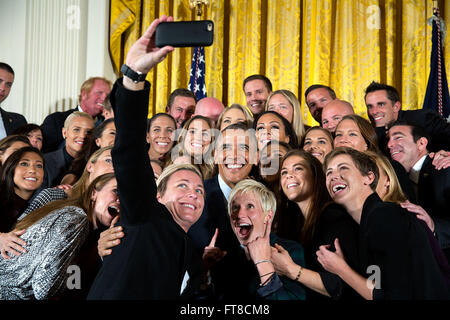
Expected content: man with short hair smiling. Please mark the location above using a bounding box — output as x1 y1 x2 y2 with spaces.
189 122 258 254
321 99 354 133
364 81 450 153
304 84 337 124
387 121 450 259
243 74 272 117
165 88 196 128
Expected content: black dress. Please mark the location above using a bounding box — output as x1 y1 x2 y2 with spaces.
359 193 450 300
87 79 202 300
275 201 361 300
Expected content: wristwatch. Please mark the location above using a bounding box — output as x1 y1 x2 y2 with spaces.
120 64 147 83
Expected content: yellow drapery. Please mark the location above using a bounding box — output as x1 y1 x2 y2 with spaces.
109 0 449 126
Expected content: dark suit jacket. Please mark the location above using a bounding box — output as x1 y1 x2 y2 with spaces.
40 108 77 153
0 107 27 135
188 175 241 256
359 193 449 300
417 155 450 252
42 148 73 189
87 79 202 300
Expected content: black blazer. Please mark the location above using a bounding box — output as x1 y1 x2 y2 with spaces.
188 175 241 256
0 107 27 135
40 108 77 153
87 79 202 300
417 155 450 253
359 193 449 300
41 148 72 189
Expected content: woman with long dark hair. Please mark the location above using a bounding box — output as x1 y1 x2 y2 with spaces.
271 149 360 300
0 173 119 300
0 146 44 233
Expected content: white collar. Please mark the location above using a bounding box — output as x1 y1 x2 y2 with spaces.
218 174 232 204
409 154 428 184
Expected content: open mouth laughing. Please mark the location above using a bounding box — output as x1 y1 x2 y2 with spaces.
107 205 120 218
235 222 253 239
330 183 347 196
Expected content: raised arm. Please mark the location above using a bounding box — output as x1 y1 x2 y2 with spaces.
111 16 174 225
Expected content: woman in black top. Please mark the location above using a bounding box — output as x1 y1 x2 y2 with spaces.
0 147 44 234
318 147 449 299
87 16 206 299
271 149 360 300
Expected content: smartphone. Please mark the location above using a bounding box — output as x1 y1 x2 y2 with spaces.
155 20 214 47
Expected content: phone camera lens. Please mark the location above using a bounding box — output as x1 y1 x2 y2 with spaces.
207 23 213 31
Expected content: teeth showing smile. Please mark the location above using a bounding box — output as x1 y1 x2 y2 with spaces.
332 184 347 194
287 183 298 189
236 223 253 237
75 141 84 145
226 164 243 169
182 204 195 210
25 177 37 181
157 142 168 146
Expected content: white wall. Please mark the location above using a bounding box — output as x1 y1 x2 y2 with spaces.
0 0 27 117
0 0 116 124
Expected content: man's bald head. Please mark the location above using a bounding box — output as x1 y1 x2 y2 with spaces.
194 97 225 127
321 99 354 133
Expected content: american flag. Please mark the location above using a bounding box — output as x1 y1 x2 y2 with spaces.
188 46 207 101
423 7 450 121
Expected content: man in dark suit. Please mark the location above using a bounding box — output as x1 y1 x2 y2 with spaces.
189 122 259 254
187 122 262 298
364 81 450 154
387 120 450 259
40 77 111 153
0 62 27 139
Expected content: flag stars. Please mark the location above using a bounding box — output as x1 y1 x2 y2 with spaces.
196 68 203 78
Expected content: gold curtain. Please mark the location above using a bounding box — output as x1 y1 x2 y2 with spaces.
109 0 449 126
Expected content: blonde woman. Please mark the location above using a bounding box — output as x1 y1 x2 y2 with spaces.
166 115 216 180
42 111 94 188
266 90 305 142
216 103 253 130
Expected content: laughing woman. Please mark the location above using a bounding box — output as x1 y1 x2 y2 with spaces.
87 16 207 299
41 111 94 188
0 147 44 233
271 149 360 300
301 126 334 164
317 147 450 299
167 115 216 180
0 173 118 300
146 112 176 163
